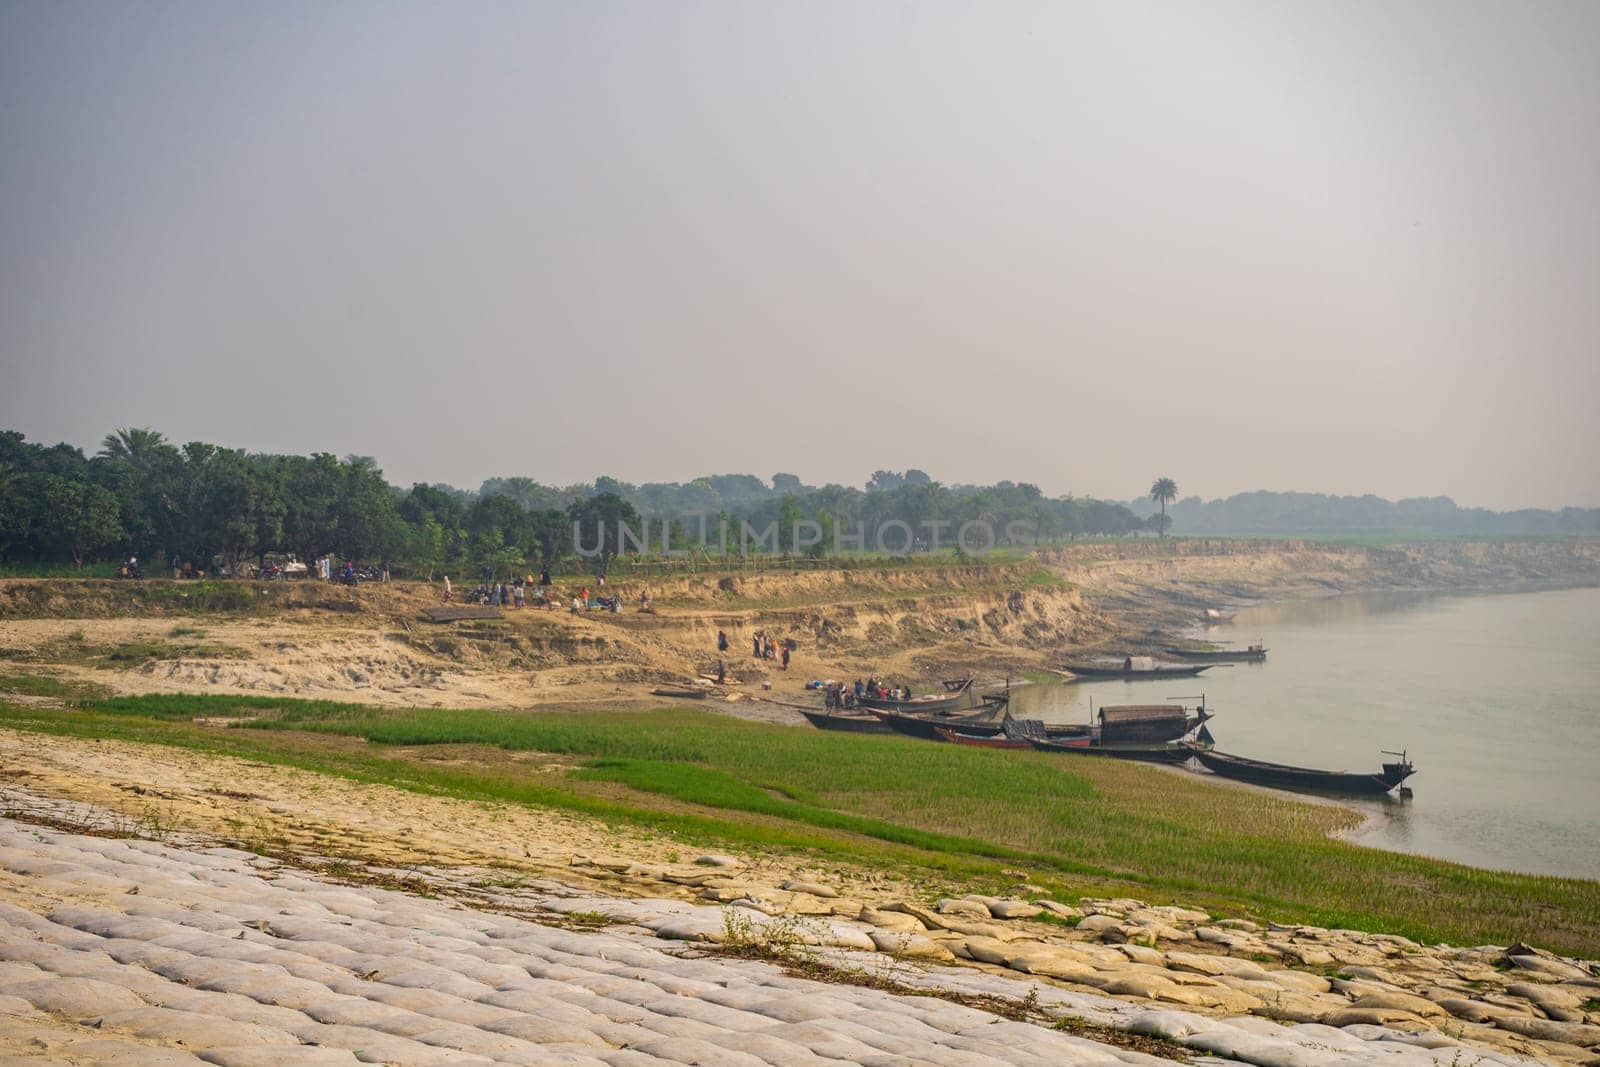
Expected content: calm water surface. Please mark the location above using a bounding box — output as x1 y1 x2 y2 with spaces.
1008 586 1600 880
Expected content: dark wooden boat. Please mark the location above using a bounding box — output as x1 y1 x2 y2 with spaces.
1063 661 1210 680
650 687 708 700
883 708 1089 742
1097 703 1212 743
868 704 1010 741
1161 645 1267 662
933 727 1033 749
1002 720 1198 763
940 678 973 691
799 709 896 734
1189 747 1415 795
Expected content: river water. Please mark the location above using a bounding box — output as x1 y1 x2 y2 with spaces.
1007 585 1600 880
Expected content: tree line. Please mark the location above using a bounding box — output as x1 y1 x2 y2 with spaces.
1123 489 1600 537
0 429 1152 575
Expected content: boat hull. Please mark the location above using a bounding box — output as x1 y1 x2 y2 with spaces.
1190 748 1414 795
859 693 972 713
799 709 895 734
934 728 1033 749
1099 711 1210 744
1161 648 1267 662
1062 663 1210 679
870 707 1007 740
1025 736 1197 763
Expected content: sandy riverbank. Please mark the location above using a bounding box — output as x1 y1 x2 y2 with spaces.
2 539 1593 717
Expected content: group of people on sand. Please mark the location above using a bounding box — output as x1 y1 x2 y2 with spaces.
442 567 554 608
750 630 790 669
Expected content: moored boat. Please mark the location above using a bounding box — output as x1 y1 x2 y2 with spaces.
650 687 708 700
933 727 1034 749
1097 702 1212 743
867 704 1011 741
799 708 896 734
859 678 978 714
1062 657 1210 680
859 691 972 713
1002 720 1199 763
1161 644 1267 662
1189 747 1415 796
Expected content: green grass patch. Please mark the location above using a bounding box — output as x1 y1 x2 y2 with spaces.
96 640 233 665
2 693 1597 956
0 562 120 579
0 672 107 702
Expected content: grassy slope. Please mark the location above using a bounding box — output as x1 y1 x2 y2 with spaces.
2 689 1596 956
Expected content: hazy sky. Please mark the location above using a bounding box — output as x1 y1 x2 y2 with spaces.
2 1 1597 508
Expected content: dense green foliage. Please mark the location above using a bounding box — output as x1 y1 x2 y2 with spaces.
12 425 1590 574
0 428 1148 573
5 690 1595 954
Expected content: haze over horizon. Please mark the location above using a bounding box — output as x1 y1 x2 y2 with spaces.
3 1 1597 510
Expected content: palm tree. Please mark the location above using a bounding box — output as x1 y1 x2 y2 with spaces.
1149 477 1178 538
99 427 167 467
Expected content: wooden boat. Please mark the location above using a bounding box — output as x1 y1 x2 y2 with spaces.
1002 720 1198 763
1161 645 1267 662
1062 659 1210 680
881 707 1089 742
799 708 896 734
868 704 1010 741
1097 703 1212 743
933 727 1033 749
650 687 708 700
1189 747 1415 796
860 678 976 713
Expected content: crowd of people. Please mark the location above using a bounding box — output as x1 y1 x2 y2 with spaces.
749 629 790 669
442 566 558 608
707 627 795 685
823 677 912 707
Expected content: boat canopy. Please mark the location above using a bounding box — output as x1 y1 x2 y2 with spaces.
1098 704 1187 725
